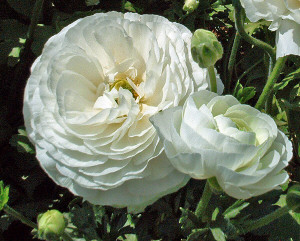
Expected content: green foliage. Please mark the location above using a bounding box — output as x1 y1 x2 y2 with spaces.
233 80 256 104
124 1 143 13
0 0 300 240
286 184 300 213
10 127 35 154
0 181 9 211
66 201 134 241
223 200 249 219
0 19 27 66
210 227 226 241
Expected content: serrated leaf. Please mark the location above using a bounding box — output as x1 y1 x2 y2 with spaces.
223 200 250 219
69 202 100 240
244 20 270 35
210 227 226 241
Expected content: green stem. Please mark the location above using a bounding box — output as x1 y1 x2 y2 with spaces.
233 0 276 63
255 56 287 110
3 205 37 229
208 65 217 93
239 205 289 235
27 0 44 43
61 232 74 241
195 181 212 221
242 59 263 86
227 32 241 92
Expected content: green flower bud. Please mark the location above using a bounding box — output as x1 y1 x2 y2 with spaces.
286 184 300 213
183 0 199 13
0 181 9 211
38 210 67 241
191 29 223 68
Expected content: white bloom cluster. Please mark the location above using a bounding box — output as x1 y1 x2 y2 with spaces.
240 0 300 58
23 12 223 212
151 90 293 199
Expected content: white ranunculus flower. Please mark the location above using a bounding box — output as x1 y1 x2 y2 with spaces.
240 0 300 58
23 12 223 212
151 90 293 199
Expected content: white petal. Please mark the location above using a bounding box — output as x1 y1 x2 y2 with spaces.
276 19 300 58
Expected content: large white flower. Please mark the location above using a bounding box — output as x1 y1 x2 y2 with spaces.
240 0 300 58
23 12 223 212
151 90 292 199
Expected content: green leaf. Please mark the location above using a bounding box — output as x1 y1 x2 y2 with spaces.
179 207 199 234
273 68 300 92
233 81 256 104
210 227 226 241
124 1 143 13
10 127 35 154
69 202 100 240
187 228 209 241
0 181 9 211
244 20 270 35
223 200 250 219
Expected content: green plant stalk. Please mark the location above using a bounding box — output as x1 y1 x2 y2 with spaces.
239 205 290 235
255 56 288 110
208 66 217 93
233 1 276 63
61 232 74 241
3 205 37 229
27 0 44 43
242 59 263 86
195 181 212 221
227 32 241 92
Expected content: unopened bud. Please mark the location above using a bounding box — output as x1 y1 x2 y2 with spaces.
191 29 223 68
286 184 300 213
183 0 199 13
38 210 67 241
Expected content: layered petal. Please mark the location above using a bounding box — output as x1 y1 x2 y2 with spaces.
151 90 293 200
24 12 220 212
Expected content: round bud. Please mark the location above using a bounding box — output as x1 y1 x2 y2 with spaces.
286 184 300 213
183 0 200 13
38 210 67 241
191 29 223 68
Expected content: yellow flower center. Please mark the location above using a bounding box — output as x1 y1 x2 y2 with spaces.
110 74 141 100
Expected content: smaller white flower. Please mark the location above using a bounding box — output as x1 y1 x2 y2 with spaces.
151 90 293 199
240 0 300 58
